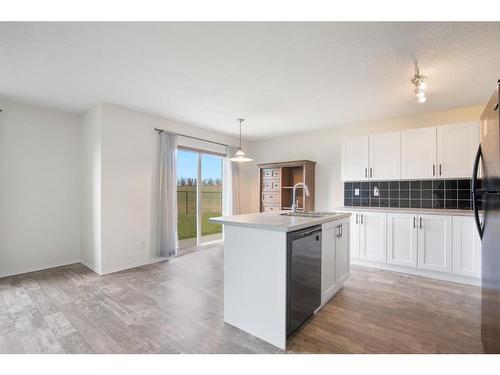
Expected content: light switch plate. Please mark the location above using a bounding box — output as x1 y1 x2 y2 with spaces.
373 187 379 197
354 188 360 196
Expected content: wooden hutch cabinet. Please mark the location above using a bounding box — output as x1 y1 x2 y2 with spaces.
257 160 316 213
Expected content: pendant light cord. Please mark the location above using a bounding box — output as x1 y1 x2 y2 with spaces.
237 118 244 150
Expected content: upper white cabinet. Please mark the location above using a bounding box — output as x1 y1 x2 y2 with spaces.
417 215 452 273
452 216 481 278
341 136 369 181
369 131 401 180
359 212 387 263
437 122 479 178
342 122 479 181
401 127 437 179
387 213 418 268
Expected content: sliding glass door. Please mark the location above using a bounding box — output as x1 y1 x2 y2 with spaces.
177 148 223 250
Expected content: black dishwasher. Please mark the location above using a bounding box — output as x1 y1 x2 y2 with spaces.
286 225 322 337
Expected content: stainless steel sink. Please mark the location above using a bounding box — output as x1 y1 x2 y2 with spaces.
279 212 333 218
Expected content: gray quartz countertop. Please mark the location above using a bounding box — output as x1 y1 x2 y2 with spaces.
210 211 351 232
335 206 476 216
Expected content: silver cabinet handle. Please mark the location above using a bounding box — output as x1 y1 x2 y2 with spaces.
432 164 436 176
355 213 358 224
413 217 416 228
439 164 442 176
370 168 373 178
419 217 423 229
340 224 343 238
360 214 364 224
365 168 368 178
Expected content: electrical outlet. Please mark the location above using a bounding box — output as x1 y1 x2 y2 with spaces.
354 188 360 196
373 187 379 197
140 240 146 249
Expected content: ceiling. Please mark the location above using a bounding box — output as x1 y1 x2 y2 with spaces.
1 22 499 140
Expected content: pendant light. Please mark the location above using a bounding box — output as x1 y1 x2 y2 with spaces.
230 118 253 162
411 63 428 103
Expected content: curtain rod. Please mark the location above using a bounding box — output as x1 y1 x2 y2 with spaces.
154 128 230 148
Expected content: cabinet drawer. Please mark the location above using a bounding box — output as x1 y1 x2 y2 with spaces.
262 168 281 179
263 204 280 212
262 192 280 203
262 180 280 191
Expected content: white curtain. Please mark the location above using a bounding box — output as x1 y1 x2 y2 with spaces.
223 147 240 216
157 131 178 257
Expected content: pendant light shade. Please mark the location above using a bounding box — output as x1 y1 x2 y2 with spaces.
230 118 253 162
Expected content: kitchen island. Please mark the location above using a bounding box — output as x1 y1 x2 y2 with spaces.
210 211 351 350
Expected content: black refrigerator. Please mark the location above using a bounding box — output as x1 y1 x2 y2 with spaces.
473 79 500 353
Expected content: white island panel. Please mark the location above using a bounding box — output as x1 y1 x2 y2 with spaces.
224 224 288 350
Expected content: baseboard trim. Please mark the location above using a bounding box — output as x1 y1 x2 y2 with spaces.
351 259 481 286
0 259 81 279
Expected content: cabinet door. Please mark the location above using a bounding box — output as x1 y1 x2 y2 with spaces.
452 216 482 278
401 127 437 179
369 131 401 180
437 122 479 179
359 212 387 263
341 136 369 181
387 213 418 268
336 220 350 284
417 215 452 272
349 212 360 259
321 221 337 305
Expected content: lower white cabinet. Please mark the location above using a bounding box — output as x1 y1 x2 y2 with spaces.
387 213 418 268
349 212 360 259
417 215 452 273
359 212 387 263
321 218 350 305
336 220 350 285
345 210 481 285
452 216 481 278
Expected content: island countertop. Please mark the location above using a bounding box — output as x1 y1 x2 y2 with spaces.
210 211 351 232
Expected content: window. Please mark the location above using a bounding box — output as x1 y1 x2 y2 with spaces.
177 148 223 249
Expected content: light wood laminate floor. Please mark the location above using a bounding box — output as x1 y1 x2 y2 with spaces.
0 245 483 353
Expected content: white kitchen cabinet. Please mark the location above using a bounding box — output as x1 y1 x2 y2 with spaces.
417 215 452 273
341 136 369 181
359 212 387 263
349 212 360 259
437 122 479 179
369 131 401 180
452 216 482 278
321 221 337 304
387 213 418 268
336 219 350 285
401 127 437 179
321 219 350 305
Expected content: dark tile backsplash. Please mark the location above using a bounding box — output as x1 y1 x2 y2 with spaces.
344 179 481 210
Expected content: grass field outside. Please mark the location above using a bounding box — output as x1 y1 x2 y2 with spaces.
177 185 222 240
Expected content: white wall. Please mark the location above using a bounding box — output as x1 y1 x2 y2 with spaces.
0 98 81 277
98 103 243 274
244 104 485 213
80 104 102 274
